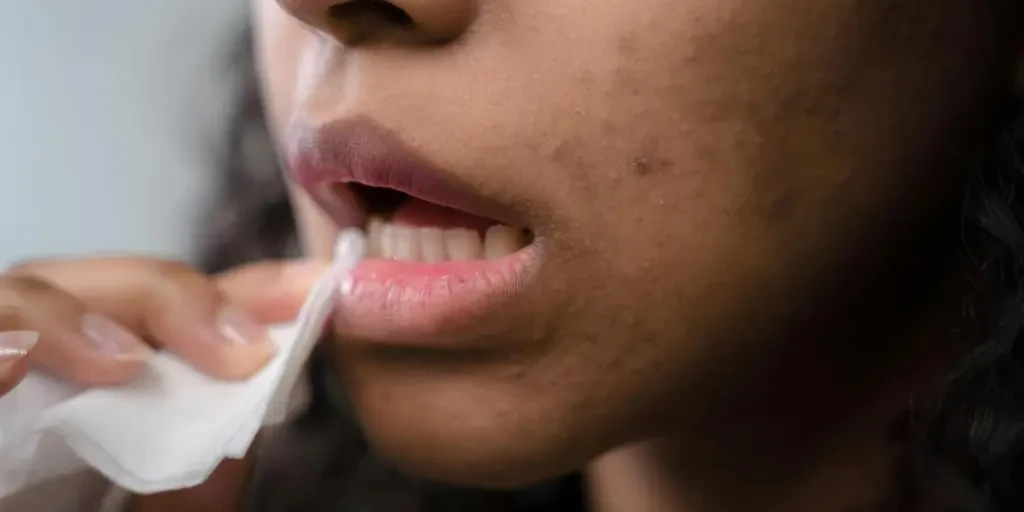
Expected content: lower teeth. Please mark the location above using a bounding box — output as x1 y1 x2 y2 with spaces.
366 217 528 262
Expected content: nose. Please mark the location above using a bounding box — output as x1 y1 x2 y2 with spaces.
277 0 476 45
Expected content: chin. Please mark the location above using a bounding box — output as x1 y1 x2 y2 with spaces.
364 423 585 489
341 374 606 489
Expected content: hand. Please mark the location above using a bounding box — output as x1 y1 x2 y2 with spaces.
0 257 330 510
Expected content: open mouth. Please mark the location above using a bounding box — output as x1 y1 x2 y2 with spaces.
345 183 534 262
288 118 541 346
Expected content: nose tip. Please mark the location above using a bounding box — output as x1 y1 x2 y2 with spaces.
278 0 477 45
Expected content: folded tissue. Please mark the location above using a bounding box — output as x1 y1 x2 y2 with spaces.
0 229 366 499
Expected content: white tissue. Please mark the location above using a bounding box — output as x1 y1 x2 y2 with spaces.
0 229 366 500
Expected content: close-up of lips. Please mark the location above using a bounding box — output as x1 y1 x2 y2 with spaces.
2 0 1024 511
287 118 541 345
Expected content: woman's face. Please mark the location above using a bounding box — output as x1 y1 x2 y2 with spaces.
255 0 1017 486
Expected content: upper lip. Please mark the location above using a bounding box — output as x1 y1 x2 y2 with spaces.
288 117 519 228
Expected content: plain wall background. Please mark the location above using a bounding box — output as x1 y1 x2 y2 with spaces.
0 1 248 268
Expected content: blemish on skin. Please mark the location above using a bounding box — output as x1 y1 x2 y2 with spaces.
630 155 675 178
632 157 652 177
549 138 588 173
628 139 674 178
601 118 619 137
550 140 572 166
617 33 639 57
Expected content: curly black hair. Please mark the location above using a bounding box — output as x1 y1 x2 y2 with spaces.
198 27 1024 512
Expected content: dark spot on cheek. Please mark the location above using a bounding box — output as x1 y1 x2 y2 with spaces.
551 139 586 171
617 33 638 57
550 140 570 163
628 140 674 178
632 157 652 176
601 119 619 137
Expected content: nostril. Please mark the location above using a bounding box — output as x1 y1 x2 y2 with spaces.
329 0 414 28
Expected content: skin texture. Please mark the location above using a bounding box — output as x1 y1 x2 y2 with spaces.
255 0 1023 509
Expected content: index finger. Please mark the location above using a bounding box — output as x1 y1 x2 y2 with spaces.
12 259 272 380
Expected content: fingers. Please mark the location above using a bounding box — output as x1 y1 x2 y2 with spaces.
0 331 37 396
0 276 151 386
11 259 274 381
10 258 329 382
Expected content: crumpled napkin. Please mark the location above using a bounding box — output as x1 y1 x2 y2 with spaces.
0 229 365 500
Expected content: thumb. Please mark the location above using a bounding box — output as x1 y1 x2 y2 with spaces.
216 260 331 324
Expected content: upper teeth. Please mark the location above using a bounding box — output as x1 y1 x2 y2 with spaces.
367 218 528 261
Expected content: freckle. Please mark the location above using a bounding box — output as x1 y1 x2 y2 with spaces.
601 119 618 136
551 140 572 165
632 157 652 177
617 34 638 56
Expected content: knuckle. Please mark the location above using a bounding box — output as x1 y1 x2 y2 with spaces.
0 275 58 325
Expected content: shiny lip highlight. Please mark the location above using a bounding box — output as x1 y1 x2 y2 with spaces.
335 249 539 347
287 116 525 230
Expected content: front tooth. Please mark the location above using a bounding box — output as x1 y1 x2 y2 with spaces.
392 225 419 261
419 227 447 262
380 223 397 259
445 229 483 260
367 217 386 258
484 225 523 259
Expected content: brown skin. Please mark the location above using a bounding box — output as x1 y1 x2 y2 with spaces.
255 0 1023 510
2 1 1020 511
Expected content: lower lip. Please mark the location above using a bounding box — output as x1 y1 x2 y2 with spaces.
332 246 539 346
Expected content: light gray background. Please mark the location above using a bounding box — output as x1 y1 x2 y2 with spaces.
0 1 248 268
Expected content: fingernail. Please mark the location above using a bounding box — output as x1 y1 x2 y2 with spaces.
80 314 153 361
215 307 270 346
0 331 38 371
